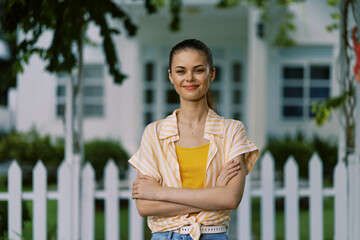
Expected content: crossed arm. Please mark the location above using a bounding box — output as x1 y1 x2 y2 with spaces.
132 154 246 217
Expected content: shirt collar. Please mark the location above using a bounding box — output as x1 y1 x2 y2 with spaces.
159 108 224 140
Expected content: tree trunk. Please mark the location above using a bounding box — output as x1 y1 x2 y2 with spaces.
76 32 84 163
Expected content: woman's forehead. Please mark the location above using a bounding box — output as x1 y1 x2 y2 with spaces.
172 49 207 65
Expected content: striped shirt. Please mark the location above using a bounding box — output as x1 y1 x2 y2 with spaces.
129 109 259 240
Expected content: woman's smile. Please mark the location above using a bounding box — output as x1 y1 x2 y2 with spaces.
183 85 199 90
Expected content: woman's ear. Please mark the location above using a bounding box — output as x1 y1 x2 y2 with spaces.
168 69 174 84
210 67 216 82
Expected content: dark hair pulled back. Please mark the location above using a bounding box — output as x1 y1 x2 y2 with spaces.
169 39 215 110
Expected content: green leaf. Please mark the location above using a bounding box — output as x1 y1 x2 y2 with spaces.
169 0 182 32
327 0 340 7
217 0 241 8
311 92 349 126
331 12 340 20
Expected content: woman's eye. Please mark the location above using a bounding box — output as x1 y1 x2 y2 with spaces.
176 70 185 74
195 69 204 73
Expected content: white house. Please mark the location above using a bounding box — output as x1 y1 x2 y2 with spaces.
2 0 340 155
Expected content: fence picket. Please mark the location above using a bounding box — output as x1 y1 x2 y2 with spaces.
81 163 95 240
105 160 119 240
58 161 72 240
129 167 144 240
261 152 275 240
33 161 47 240
8 160 22 240
334 161 347 240
238 173 251 240
309 154 323 240
285 157 299 240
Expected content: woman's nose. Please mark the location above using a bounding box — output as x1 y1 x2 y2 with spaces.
185 71 194 81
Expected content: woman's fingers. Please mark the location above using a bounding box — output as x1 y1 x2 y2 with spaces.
216 159 242 186
224 170 238 185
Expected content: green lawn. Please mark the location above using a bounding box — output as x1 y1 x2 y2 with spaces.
251 197 334 240
20 200 152 240
5 197 334 240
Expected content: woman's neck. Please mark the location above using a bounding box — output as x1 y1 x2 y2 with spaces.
177 100 208 127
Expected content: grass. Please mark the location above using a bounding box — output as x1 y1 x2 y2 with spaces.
251 197 334 240
20 200 150 240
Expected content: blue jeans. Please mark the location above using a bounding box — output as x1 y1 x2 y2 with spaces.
151 231 229 240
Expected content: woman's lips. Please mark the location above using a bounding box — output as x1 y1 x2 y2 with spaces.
183 85 199 90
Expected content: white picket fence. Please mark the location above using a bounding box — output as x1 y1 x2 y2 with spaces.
0 151 349 240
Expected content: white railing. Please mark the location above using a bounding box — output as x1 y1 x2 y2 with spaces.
0 152 349 240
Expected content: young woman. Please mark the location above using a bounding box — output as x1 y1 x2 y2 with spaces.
129 39 259 240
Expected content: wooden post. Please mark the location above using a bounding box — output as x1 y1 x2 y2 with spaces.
285 157 299 240
334 161 348 240
81 163 95 240
261 152 275 240
72 154 81 240
58 161 72 240
33 161 47 240
129 167 144 240
105 160 119 240
8 161 22 240
309 154 323 240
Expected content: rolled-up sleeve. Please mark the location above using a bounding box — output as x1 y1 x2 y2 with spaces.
128 124 162 182
227 121 259 175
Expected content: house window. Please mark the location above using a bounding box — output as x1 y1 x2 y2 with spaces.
282 64 331 119
143 61 156 126
56 64 105 118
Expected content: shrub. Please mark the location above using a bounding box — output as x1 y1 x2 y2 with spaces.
264 132 338 182
0 129 130 183
84 139 129 182
0 128 64 168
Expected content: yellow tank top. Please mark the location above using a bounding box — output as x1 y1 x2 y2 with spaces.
175 143 210 189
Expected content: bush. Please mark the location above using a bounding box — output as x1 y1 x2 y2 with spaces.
84 139 129 182
0 129 130 183
264 132 338 182
0 128 64 168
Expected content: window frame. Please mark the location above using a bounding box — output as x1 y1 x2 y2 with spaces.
280 60 332 121
55 64 105 119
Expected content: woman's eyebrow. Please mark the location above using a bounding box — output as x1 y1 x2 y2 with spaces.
174 64 205 69
193 64 205 68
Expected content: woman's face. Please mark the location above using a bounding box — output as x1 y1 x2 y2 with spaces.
168 49 215 104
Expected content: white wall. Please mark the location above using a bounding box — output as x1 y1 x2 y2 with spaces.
265 0 340 140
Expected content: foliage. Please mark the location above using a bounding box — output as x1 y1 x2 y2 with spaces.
144 0 182 31
0 32 17 106
264 132 338 181
0 128 64 168
311 91 351 125
84 139 129 182
217 0 297 47
0 0 137 84
272 12 296 47
265 132 314 179
0 129 129 182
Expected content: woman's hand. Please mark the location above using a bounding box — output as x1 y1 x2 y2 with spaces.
132 174 162 200
216 159 241 187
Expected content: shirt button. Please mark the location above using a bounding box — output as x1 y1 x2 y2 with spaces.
206 171 210 175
